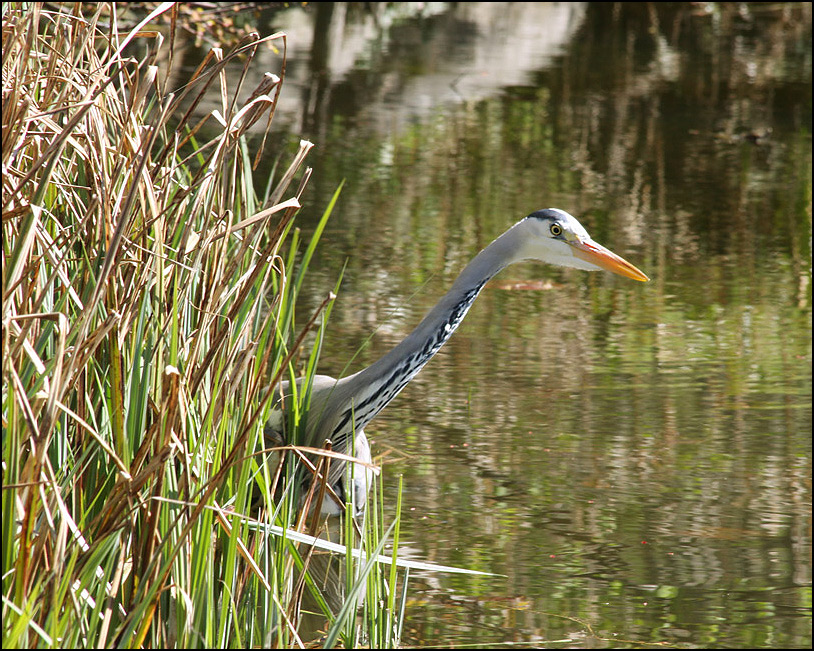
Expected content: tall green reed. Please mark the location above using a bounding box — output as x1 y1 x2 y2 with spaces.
2 3 404 647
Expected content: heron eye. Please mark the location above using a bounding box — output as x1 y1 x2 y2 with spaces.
550 223 562 237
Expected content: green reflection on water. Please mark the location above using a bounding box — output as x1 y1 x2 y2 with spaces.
254 2 811 648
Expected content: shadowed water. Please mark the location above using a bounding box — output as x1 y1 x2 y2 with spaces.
177 3 812 647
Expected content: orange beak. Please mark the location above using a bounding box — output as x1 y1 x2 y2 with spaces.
570 238 649 282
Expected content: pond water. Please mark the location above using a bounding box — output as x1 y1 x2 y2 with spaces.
186 3 812 647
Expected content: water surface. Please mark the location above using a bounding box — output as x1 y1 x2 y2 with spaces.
191 3 812 647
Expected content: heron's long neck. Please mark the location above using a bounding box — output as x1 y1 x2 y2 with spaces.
331 223 526 436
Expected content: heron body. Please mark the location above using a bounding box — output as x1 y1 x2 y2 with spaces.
266 209 648 515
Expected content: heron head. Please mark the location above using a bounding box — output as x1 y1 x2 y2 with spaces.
519 208 649 282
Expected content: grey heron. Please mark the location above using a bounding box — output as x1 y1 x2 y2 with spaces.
265 208 648 516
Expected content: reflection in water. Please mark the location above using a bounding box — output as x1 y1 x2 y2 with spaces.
274 2 587 136
296 533 362 644
179 2 811 648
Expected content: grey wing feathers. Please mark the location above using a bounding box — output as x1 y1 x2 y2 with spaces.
263 375 342 449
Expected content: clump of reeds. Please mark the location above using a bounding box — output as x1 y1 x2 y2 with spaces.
1 3 403 648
